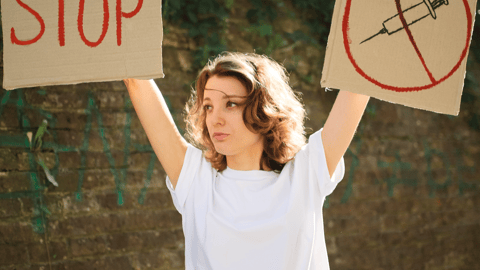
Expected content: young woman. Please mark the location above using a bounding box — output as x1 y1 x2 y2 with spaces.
124 52 369 269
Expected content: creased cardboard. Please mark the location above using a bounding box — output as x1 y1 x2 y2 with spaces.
321 0 477 115
2 0 164 90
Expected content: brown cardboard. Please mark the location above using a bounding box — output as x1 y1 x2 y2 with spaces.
321 0 477 115
2 0 163 90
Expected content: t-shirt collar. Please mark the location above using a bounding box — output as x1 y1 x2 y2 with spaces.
221 166 278 180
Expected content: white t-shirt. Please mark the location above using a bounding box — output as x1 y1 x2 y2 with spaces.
166 129 345 270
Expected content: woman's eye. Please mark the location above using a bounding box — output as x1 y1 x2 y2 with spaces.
226 101 237 108
204 105 212 111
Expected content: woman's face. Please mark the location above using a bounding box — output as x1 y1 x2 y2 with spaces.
203 75 263 158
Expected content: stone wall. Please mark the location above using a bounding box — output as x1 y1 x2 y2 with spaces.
1 1 479 269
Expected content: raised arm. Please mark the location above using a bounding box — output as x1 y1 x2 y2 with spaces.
124 79 188 189
321 90 370 177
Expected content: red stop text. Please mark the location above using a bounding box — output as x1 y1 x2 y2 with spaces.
11 0 143 47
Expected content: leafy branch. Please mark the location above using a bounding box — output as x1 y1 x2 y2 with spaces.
28 119 58 187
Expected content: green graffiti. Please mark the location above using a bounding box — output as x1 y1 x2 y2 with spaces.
455 149 477 195
75 95 93 202
0 88 165 234
0 89 49 234
378 152 417 197
0 135 28 147
88 92 124 205
19 90 49 234
36 89 47 96
72 92 160 205
138 152 157 205
0 190 44 199
121 97 133 195
341 124 365 204
325 125 364 208
365 102 377 117
0 90 11 117
324 196 330 208
2 86 477 234
424 141 452 198
340 143 361 204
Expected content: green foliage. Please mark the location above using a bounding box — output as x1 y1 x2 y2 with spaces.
246 0 279 23
292 0 335 45
469 1 480 62
0 13 3 53
30 119 48 152
245 0 291 55
460 1 480 130
36 158 57 187
284 30 319 46
193 32 227 69
162 0 330 64
462 73 480 131
365 103 377 117
163 0 230 68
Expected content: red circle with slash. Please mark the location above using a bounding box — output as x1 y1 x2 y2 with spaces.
342 0 473 92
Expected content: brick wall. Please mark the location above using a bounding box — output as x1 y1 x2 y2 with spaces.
1 1 479 270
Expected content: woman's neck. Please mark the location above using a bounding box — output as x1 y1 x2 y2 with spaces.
225 143 270 171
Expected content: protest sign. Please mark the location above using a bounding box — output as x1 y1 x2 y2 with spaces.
321 0 477 115
2 0 164 90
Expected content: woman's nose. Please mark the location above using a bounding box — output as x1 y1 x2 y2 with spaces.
210 108 225 126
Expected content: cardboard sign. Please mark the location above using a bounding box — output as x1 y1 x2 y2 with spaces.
1 0 164 90
321 0 477 115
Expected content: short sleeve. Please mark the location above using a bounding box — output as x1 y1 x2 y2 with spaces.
302 128 345 197
166 144 203 215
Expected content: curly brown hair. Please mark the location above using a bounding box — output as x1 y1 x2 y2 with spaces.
184 52 306 172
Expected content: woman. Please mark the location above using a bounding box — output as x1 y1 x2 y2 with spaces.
124 52 369 269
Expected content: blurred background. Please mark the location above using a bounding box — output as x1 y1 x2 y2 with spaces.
0 0 479 269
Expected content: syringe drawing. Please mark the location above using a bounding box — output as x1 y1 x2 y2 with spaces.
360 0 450 45
342 0 473 92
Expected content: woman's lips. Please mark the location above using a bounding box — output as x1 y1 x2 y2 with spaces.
213 133 229 141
